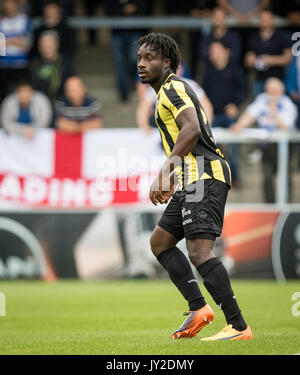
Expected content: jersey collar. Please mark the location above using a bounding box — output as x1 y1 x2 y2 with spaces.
157 70 175 93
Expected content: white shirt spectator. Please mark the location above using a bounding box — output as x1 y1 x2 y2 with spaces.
1 91 52 135
246 93 297 131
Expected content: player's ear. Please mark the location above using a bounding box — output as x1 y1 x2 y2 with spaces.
163 58 171 70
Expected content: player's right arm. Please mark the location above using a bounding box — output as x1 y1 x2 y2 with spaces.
150 106 201 205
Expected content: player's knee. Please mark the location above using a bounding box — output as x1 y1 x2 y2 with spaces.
187 248 200 266
187 243 215 267
150 232 162 257
150 230 177 258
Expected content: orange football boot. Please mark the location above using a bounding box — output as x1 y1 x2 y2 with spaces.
201 324 253 341
171 304 214 339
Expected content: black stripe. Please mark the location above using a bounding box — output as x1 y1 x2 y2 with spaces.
163 83 186 111
218 332 243 340
156 109 175 151
222 159 232 187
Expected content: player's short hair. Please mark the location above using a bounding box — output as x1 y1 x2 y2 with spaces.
138 32 182 72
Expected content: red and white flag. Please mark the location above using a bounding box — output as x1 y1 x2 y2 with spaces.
0 129 164 209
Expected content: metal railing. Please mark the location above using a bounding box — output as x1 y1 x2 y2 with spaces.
33 15 298 31
212 128 300 205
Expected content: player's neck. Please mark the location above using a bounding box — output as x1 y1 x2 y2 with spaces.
152 69 173 93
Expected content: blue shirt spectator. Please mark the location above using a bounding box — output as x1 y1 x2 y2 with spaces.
0 0 32 68
202 41 247 116
202 40 247 185
0 0 32 101
230 77 297 202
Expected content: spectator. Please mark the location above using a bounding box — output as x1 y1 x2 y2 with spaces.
231 77 297 203
30 0 74 18
31 31 74 106
188 0 217 77
19 0 31 14
188 0 217 18
244 9 292 95
105 0 144 102
30 0 77 64
202 40 248 186
55 76 103 134
199 7 242 63
80 0 102 46
285 54 300 169
136 64 213 134
283 0 300 35
217 0 270 22
0 0 32 102
286 55 300 129
0 79 52 139
164 0 188 14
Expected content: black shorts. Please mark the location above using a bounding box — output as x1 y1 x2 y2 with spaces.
157 178 229 241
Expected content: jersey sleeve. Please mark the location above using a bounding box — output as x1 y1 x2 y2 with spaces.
161 80 195 119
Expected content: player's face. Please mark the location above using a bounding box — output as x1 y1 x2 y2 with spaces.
137 44 169 85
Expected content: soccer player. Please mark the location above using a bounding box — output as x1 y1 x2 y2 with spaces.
137 32 252 341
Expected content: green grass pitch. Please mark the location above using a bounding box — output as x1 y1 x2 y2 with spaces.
0 279 299 355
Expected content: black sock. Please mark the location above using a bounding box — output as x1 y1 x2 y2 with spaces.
197 257 247 331
157 247 206 311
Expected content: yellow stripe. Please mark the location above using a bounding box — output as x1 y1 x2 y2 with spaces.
174 165 183 187
200 172 212 180
210 160 225 184
184 153 199 185
158 90 180 145
200 107 208 125
162 80 195 120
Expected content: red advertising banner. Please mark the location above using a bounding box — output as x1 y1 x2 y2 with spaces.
0 129 165 209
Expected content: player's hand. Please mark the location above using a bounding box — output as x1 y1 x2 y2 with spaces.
149 176 174 206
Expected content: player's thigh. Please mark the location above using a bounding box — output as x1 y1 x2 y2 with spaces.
182 179 229 266
182 179 228 239
150 192 184 257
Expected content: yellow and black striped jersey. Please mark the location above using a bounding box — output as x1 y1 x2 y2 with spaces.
155 71 231 188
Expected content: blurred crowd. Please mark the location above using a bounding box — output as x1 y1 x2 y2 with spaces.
0 0 300 203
